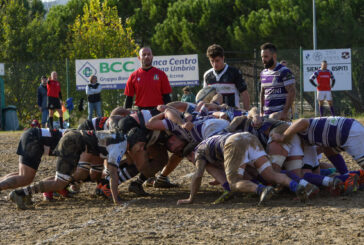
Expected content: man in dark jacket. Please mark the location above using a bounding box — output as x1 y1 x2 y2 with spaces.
37 76 48 127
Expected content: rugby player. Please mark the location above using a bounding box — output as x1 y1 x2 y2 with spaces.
9 127 147 209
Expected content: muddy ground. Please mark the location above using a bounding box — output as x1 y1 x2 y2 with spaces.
0 131 363 244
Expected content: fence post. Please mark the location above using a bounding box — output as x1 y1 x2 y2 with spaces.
253 48 258 107
300 46 303 117
0 76 4 129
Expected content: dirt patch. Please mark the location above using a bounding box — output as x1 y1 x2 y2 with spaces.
0 131 363 244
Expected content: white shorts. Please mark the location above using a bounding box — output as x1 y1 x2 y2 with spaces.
302 145 319 169
202 119 229 139
268 134 304 157
317 91 332 101
342 120 364 160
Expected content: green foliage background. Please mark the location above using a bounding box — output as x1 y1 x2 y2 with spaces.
0 0 364 127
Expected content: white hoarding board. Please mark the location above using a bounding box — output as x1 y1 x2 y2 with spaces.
303 49 351 92
75 54 199 90
0 63 4 76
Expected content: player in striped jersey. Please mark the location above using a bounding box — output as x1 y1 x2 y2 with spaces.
271 116 364 188
260 43 295 121
177 132 316 205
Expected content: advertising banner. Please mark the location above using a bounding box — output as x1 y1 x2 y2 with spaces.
303 49 351 92
76 54 199 90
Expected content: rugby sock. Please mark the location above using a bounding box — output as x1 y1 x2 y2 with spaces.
256 184 266 195
59 117 64 129
136 174 147 185
303 173 324 186
289 181 298 192
327 154 348 174
330 106 335 116
48 117 53 129
322 176 333 187
222 182 231 192
282 170 301 182
319 106 324 117
320 168 336 176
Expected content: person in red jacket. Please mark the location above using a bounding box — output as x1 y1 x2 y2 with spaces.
124 47 172 110
309 60 336 116
47 71 63 129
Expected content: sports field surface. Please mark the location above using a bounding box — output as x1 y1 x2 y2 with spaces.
0 131 363 244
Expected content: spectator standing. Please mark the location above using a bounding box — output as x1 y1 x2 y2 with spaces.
181 86 195 103
37 76 48 127
124 47 172 110
260 43 295 121
203 44 250 110
47 71 63 129
309 60 336 116
86 75 103 120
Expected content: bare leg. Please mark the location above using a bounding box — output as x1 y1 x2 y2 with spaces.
0 163 36 191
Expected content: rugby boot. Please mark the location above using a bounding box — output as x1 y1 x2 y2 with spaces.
212 190 234 204
43 192 54 201
305 183 320 198
53 189 72 198
99 184 112 200
9 191 27 210
295 183 318 202
24 194 34 206
144 177 155 187
258 186 275 206
153 175 179 188
337 173 359 195
329 177 343 196
128 181 149 196
95 182 103 196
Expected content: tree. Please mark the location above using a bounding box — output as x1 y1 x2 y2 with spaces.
68 0 139 113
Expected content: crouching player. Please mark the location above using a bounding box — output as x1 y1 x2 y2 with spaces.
0 128 65 193
9 128 147 209
177 132 317 206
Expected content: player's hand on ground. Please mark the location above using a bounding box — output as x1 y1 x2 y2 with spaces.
177 198 193 205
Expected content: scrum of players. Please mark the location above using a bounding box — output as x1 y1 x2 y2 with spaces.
1 88 363 210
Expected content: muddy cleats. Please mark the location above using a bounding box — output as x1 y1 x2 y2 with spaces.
43 192 54 202
295 184 306 202
212 190 234 204
153 176 179 188
144 177 155 187
305 183 320 198
338 173 359 195
9 191 27 210
54 189 72 198
128 181 149 196
24 195 34 206
258 186 275 206
95 183 103 196
99 184 112 200
329 177 343 196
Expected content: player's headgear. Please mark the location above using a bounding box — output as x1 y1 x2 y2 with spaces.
127 127 147 149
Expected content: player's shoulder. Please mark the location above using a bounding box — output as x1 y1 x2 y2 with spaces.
203 68 214 78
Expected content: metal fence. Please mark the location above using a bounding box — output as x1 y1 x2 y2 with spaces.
1 47 364 128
